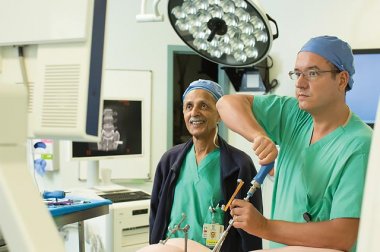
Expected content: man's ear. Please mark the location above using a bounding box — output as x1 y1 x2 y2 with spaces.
339 71 349 92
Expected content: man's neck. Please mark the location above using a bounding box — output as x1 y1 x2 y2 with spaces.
193 137 218 164
310 104 351 144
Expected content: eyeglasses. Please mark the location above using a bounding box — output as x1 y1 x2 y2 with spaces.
288 69 340 81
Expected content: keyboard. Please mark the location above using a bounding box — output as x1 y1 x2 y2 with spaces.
98 190 151 203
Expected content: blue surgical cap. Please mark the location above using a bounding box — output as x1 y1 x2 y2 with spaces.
299 35 355 89
182 79 224 101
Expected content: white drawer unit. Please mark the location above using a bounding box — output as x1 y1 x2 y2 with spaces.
108 200 150 251
74 190 151 252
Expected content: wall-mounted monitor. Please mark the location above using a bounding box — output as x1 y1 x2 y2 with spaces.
72 99 142 159
346 49 380 127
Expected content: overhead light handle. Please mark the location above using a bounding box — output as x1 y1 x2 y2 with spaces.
266 14 279 40
207 18 228 42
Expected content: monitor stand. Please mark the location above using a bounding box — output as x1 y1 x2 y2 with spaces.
86 160 127 192
87 160 100 188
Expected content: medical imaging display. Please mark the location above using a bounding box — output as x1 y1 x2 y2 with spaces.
72 100 142 158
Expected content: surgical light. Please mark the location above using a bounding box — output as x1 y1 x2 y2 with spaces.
168 0 279 67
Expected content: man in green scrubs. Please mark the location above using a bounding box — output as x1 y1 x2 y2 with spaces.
149 79 263 251
216 36 373 251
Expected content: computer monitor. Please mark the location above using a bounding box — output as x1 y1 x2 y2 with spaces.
346 49 380 128
71 98 145 187
70 69 152 186
0 0 107 141
72 99 143 160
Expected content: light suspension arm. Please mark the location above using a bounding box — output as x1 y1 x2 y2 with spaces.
136 0 164 22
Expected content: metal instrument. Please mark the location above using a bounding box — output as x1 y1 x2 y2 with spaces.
212 162 275 252
160 213 191 252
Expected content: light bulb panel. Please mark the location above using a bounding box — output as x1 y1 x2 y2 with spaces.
168 0 277 67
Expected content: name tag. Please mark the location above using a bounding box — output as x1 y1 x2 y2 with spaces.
202 223 224 247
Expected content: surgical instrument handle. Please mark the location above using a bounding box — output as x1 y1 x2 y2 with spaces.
245 161 275 200
212 161 275 252
252 161 275 184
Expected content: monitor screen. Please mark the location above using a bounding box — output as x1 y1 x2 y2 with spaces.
346 49 380 126
72 99 142 159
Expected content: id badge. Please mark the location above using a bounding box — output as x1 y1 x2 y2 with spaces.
202 223 224 247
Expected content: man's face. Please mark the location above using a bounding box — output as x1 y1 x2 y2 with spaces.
293 52 345 114
183 89 220 140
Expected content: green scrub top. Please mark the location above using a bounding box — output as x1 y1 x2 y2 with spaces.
167 145 224 246
253 95 372 251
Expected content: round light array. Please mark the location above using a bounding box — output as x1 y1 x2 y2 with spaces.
168 0 273 67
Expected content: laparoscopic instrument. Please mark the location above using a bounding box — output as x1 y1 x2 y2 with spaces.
160 213 191 252
212 161 275 252
42 190 92 206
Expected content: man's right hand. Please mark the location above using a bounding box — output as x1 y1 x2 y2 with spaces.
252 134 278 175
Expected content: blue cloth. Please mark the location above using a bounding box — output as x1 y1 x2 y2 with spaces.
34 158 46 176
182 79 223 101
299 35 355 89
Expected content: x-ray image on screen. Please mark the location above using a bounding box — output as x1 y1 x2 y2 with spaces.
72 100 142 159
